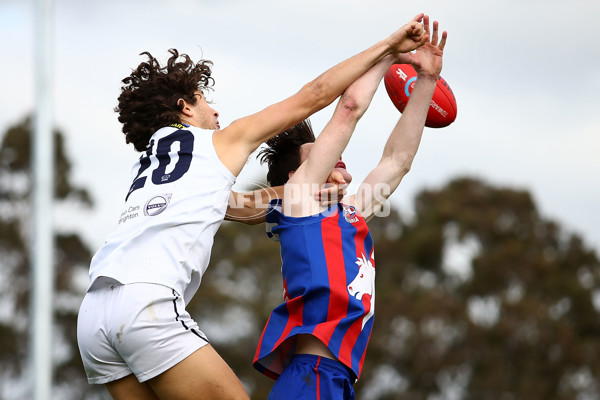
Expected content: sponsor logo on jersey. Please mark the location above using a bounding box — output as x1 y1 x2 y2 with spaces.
118 205 140 224
343 205 359 224
144 194 172 216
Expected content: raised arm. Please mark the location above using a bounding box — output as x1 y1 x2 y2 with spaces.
349 17 448 220
283 55 398 217
213 14 429 177
224 187 284 225
225 179 348 225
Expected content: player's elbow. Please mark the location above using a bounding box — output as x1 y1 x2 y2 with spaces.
337 92 366 124
340 93 361 113
300 80 366 123
303 77 364 114
299 80 333 112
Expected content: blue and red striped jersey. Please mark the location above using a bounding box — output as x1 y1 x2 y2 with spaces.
254 200 375 381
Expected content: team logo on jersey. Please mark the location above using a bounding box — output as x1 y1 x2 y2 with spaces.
144 194 172 216
343 205 359 224
347 251 375 329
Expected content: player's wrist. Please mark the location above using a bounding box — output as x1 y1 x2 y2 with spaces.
416 71 439 82
380 37 399 57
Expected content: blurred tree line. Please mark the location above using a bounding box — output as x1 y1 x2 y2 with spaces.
1 117 599 399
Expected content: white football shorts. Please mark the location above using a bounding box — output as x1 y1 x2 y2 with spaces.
77 277 210 384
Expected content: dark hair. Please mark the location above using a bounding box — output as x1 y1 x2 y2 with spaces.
257 119 316 186
115 48 215 151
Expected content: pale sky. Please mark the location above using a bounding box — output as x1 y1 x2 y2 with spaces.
1 0 599 255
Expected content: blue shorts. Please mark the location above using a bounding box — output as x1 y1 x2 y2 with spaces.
267 354 355 400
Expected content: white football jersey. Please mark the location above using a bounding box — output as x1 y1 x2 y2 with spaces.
89 124 235 304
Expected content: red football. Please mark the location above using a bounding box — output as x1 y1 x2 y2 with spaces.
384 64 457 128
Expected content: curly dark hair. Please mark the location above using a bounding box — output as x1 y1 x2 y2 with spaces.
115 48 215 151
257 119 316 187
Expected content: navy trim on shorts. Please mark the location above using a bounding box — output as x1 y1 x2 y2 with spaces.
171 289 210 343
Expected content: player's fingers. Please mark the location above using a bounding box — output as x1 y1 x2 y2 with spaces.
438 31 448 52
316 186 332 201
423 15 430 37
431 21 439 45
412 13 424 23
416 34 429 48
316 185 347 202
411 21 423 37
327 170 345 184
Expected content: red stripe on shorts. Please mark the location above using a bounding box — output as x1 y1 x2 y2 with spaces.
314 356 322 400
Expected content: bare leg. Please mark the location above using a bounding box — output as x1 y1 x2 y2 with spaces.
105 374 160 400
148 345 250 400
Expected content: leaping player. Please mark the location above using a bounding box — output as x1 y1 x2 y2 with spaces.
77 15 431 400
253 16 447 399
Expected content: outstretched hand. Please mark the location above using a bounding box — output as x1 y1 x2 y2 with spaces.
400 15 447 78
387 14 429 54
